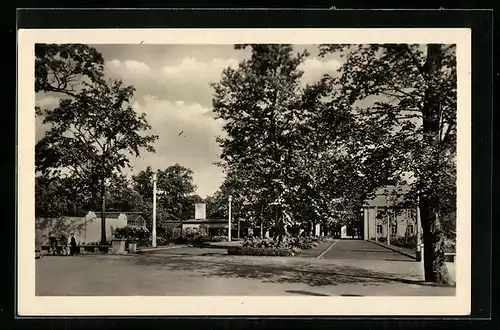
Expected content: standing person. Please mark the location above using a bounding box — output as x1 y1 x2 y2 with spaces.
49 234 57 255
70 233 77 256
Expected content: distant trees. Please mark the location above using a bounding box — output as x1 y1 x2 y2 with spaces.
132 164 201 228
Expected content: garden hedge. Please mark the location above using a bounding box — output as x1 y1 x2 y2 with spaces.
227 246 294 256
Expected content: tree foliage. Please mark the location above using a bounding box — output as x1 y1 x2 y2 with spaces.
318 43 457 284
212 44 315 237
212 44 367 238
132 164 200 224
36 78 158 243
35 44 105 98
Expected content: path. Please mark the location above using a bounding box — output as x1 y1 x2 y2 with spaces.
319 239 414 261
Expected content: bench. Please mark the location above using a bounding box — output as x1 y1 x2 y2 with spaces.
80 245 111 253
41 244 111 254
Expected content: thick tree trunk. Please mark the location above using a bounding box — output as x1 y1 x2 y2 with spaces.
100 182 107 245
276 208 286 247
417 44 452 284
419 194 452 284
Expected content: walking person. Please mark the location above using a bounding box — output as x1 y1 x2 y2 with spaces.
70 233 77 256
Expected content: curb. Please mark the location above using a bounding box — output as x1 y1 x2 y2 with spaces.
369 240 417 260
138 244 192 252
316 239 340 259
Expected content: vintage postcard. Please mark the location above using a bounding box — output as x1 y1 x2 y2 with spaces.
18 28 471 316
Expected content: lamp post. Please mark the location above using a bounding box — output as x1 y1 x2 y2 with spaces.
228 195 232 242
386 192 391 246
152 172 157 248
416 192 423 262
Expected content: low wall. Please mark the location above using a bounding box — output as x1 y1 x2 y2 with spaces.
36 216 127 246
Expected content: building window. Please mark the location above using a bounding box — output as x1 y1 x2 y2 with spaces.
376 225 383 234
407 224 415 234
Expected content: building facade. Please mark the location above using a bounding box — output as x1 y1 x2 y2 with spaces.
362 186 419 241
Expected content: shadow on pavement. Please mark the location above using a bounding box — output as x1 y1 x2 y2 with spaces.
130 253 452 288
192 244 230 250
286 290 330 296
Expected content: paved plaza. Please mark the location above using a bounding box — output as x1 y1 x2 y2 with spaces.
36 239 455 296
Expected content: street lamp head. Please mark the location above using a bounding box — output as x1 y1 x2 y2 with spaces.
152 172 157 181
228 195 232 202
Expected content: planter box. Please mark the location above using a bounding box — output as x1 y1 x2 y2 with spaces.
111 239 127 254
128 242 138 253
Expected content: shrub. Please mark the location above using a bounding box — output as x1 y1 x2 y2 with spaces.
155 225 182 246
114 226 151 247
174 228 210 244
445 239 456 253
227 246 294 256
241 235 323 251
243 237 277 248
391 235 418 249
210 235 228 242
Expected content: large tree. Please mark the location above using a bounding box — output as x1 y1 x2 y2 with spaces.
36 79 158 244
212 44 314 242
106 174 144 213
318 44 457 284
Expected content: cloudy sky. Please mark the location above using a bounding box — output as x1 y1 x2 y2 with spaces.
35 44 344 198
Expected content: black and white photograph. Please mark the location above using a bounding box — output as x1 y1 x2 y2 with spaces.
18 28 471 316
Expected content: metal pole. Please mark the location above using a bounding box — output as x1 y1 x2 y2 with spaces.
374 206 378 242
152 172 157 248
386 193 390 245
416 192 422 262
365 208 369 240
228 195 232 242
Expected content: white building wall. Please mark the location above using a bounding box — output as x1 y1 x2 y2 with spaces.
35 213 128 246
363 207 417 241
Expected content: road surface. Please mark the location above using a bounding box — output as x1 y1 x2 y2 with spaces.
319 239 414 261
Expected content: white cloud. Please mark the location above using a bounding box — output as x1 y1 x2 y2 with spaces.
104 57 239 108
123 60 151 74
129 95 225 197
299 58 343 84
35 95 60 109
162 57 239 75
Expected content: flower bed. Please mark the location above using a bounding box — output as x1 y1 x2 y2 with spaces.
242 235 326 250
227 246 294 256
228 235 327 256
113 226 151 247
